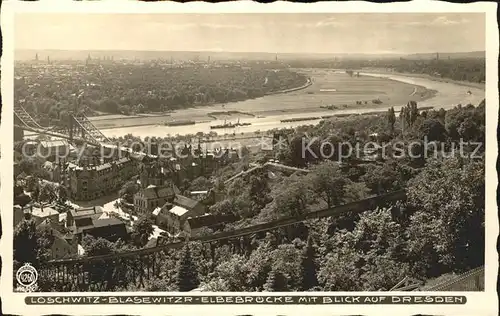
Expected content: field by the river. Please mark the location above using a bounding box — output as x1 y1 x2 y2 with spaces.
89 70 428 130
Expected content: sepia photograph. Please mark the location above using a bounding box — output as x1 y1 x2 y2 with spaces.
1 1 498 316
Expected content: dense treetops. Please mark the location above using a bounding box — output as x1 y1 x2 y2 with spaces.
14 63 308 125
288 58 485 83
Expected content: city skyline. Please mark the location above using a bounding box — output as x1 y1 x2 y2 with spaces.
15 13 485 55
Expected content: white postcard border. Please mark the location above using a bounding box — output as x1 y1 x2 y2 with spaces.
1 1 498 316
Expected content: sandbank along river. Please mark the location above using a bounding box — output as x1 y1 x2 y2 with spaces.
85 70 486 138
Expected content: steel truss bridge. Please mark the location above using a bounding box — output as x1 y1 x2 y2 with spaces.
38 190 406 291
14 105 111 146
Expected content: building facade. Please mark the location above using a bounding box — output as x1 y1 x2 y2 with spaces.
152 194 207 235
63 157 138 201
134 184 176 214
66 206 128 242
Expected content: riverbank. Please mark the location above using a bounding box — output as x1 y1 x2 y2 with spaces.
360 67 486 90
88 77 311 121
94 71 426 131
264 77 313 95
92 69 485 139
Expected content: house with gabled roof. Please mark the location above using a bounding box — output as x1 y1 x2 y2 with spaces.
37 218 78 259
66 206 128 242
133 183 179 214
151 194 207 235
29 205 60 226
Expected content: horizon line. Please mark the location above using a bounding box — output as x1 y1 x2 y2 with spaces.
15 48 486 56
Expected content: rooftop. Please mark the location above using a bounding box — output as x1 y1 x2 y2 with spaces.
75 217 126 234
173 194 201 211
139 185 175 200
152 206 162 216
31 206 59 218
169 205 189 217
190 190 209 195
145 237 158 248
37 218 64 232
91 217 125 229
40 140 69 148
69 206 103 219
95 157 132 171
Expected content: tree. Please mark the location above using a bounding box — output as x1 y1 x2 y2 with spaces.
457 117 480 142
418 119 447 142
19 158 37 175
210 198 237 216
14 219 53 267
240 146 250 157
444 103 484 142
360 163 400 195
14 184 24 197
175 244 200 291
189 176 211 192
263 269 288 292
82 235 117 256
318 245 362 291
387 107 396 133
119 180 140 204
14 219 39 265
309 161 348 208
206 254 249 291
284 134 319 167
400 101 420 134
248 173 271 211
300 236 318 290
141 278 176 292
15 193 32 207
210 196 251 218
131 216 154 247
406 158 484 276
343 181 371 204
26 176 40 193
38 183 57 205
319 207 407 291
271 177 314 218
58 185 69 204
100 98 120 113
405 211 443 278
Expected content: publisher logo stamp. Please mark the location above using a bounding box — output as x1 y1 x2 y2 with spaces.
16 263 38 292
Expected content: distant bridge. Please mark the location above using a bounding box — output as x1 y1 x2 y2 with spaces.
14 105 156 159
14 105 111 146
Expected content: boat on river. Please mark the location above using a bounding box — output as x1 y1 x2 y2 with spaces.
210 119 252 129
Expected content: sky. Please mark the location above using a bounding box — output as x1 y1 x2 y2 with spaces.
15 13 485 54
